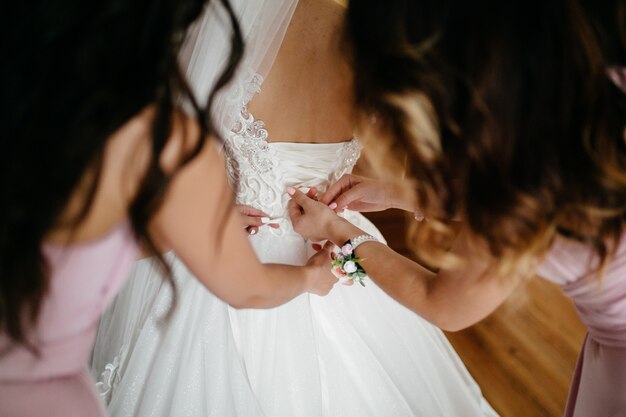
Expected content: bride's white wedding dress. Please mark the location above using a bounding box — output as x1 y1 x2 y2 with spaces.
90 70 498 416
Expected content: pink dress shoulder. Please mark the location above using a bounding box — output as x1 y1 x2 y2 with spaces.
0 221 139 417
538 236 626 417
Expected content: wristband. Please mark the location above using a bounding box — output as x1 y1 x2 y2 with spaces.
350 234 379 251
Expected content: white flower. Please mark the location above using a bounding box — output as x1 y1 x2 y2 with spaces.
341 244 353 256
343 261 357 273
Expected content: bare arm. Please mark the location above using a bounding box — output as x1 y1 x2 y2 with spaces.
149 120 336 309
48 110 335 309
290 188 526 330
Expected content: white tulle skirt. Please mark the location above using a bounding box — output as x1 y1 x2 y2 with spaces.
91 212 497 417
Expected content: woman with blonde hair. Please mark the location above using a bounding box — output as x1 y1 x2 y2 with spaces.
288 1 626 416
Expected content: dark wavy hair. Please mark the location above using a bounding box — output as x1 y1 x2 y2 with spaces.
347 0 626 275
0 0 243 350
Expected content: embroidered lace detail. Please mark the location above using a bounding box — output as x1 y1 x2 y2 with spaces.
95 344 128 405
225 72 275 181
241 73 263 107
223 70 362 228
230 106 273 174
335 139 362 181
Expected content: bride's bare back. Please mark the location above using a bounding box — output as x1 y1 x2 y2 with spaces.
248 0 353 144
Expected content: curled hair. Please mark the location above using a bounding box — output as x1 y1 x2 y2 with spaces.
347 0 626 276
0 0 243 351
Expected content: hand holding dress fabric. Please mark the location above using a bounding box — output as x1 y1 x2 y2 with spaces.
237 205 280 235
303 241 338 296
321 174 416 213
287 187 345 242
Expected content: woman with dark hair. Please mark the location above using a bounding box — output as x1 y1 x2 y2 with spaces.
287 1 626 416
0 1 337 416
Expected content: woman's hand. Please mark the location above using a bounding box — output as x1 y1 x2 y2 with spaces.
304 241 339 296
237 205 279 235
287 187 342 241
287 187 365 245
320 174 415 213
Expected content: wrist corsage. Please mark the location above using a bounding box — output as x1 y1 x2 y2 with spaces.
330 235 378 286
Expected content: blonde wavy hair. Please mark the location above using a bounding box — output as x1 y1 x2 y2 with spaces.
347 0 626 278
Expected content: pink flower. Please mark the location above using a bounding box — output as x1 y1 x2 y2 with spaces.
333 266 347 277
341 244 353 256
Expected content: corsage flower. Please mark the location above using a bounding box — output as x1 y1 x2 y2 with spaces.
331 242 367 286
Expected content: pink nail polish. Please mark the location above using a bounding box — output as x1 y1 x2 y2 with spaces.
329 202 338 209
286 187 296 196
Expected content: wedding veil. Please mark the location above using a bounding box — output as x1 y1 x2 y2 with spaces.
180 0 299 138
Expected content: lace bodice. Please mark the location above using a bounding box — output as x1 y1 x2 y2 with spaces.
224 73 361 235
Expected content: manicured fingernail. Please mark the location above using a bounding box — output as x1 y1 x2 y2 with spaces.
261 217 271 224
286 187 296 196
329 202 337 209
250 229 257 235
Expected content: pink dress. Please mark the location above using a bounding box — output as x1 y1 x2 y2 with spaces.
0 221 139 417
538 236 626 417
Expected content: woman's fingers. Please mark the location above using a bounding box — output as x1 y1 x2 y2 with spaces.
245 220 278 234
285 186 318 226
236 205 268 218
311 240 335 254
320 175 355 205
322 240 335 252
329 186 366 213
287 187 316 210
306 187 318 200
244 216 265 227
322 175 376 212
237 205 280 230
287 194 304 223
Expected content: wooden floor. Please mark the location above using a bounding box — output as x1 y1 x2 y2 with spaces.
364 210 587 417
